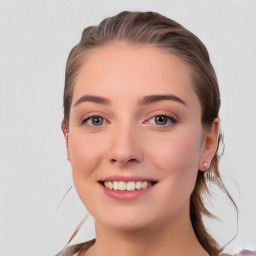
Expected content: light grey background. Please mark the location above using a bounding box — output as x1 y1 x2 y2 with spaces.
0 1 255 255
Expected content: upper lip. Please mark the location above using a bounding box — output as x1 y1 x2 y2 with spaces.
99 176 158 182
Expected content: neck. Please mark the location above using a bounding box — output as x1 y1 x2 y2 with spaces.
84 203 208 256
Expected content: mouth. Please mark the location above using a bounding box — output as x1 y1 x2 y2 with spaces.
98 178 158 191
98 178 158 201
100 180 156 191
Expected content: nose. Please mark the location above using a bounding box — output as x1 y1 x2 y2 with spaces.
106 124 143 165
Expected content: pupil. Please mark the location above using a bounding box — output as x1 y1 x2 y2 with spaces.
92 117 103 126
155 116 167 125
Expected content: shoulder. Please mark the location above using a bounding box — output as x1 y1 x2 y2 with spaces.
56 239 95 256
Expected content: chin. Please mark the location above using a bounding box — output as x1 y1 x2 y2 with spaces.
91 205 156 231
96 217 155 232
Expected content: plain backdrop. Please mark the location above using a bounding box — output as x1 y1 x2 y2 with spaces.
0 0 255 255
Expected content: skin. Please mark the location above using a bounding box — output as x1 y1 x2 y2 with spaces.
62 43 219 256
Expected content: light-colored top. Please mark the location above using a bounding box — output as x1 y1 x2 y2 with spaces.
56 239 95 256
70 249 256 256
235 249 256 256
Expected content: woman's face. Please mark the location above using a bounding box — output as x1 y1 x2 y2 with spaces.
65 43 216 231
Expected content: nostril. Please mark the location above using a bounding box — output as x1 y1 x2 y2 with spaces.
127 158 137 163
110 158 137 164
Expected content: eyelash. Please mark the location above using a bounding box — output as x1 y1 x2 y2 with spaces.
81 114 177 127
147 114 177 125
81 115 107 127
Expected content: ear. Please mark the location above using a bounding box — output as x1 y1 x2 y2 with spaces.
199 118 220 172
61 122 70 161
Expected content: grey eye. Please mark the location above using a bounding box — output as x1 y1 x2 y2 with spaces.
154 115 169 125
83 116 105 126
92 117 104 126
147 115 176 126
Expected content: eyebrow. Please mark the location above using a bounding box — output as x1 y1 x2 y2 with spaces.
138 94 187 106
74 95 111 107
73 94 187 107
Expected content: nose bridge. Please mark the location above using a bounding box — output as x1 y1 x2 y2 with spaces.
107 119 143 164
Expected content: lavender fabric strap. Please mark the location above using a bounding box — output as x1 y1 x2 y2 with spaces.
237 249 256 256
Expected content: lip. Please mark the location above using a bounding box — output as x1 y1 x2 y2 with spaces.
98 176 158 201
100 175 157 182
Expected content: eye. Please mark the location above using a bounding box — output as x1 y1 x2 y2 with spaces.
148 115 176 126
81 115 106 126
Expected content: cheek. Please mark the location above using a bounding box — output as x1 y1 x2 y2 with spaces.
68 134 103 180
67 134 104 210
151 133 201 170
149 134 202 215
147 131 202 194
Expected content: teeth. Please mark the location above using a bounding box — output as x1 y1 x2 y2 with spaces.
142 181 148 189
104 181 109 188
127 181 135 191
113 181 119 190
103 181 152 191
108 181 113 189
135 181 142 190
118 181 126 191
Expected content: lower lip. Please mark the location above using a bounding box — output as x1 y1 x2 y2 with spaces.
99 183 154 201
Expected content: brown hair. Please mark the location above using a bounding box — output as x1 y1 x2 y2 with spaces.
62 11 237 256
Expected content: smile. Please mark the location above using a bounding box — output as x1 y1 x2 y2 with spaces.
103 181 152 191
99 177 158 200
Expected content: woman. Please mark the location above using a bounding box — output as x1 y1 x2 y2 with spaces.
57 11 254 256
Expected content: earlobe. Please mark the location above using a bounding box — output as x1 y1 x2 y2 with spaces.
202 161 208 171
61 123 70 161
199 118 220 172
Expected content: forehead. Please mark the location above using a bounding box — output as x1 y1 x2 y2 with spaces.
73 43 200 109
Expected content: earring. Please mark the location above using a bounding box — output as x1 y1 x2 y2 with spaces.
203 161 208 171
